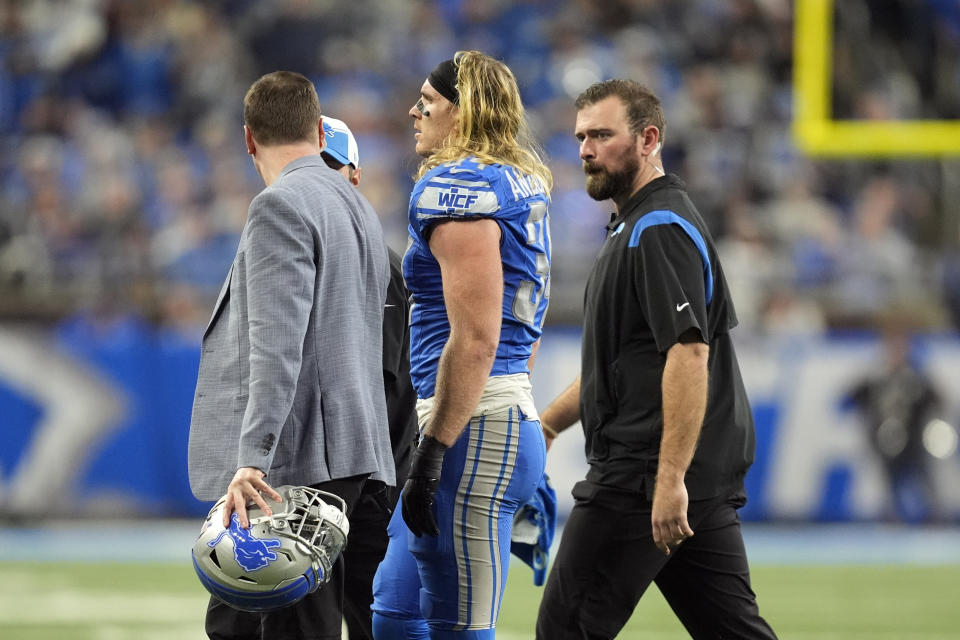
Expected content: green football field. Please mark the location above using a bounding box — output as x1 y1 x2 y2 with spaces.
0 562 957 639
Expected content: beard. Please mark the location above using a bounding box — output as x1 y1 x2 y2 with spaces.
583 144 639 202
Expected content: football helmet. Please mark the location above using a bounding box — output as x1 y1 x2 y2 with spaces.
192 485 350 612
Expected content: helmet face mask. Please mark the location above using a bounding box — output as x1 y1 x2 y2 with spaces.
192 485 350 612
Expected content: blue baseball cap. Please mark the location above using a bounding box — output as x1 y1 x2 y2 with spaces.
321 117 360 168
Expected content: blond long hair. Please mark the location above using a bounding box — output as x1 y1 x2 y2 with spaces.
417 51 553 193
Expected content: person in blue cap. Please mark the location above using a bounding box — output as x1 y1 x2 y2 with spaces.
320 116 420 640
321 116 363 185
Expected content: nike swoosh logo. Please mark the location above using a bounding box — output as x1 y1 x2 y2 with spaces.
676 302 690 312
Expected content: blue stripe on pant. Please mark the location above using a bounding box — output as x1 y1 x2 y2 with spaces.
373 406 546 639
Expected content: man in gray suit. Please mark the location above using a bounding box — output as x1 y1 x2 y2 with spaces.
187 70 395 640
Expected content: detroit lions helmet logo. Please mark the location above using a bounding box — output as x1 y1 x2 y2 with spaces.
208 513 282 572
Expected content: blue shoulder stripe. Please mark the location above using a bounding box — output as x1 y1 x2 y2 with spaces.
627 209 713 305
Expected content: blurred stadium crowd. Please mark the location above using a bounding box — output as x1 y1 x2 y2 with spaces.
1 0 959 335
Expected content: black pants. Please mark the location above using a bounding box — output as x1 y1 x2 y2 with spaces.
205 475 368 640
536 481 777 640
342 487 395 640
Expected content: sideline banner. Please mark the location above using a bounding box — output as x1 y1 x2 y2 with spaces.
1 320 958 521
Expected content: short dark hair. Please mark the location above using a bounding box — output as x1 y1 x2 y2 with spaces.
575 79 666 144
243 71 321 146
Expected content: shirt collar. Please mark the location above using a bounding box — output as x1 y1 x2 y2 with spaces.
605 174 683 231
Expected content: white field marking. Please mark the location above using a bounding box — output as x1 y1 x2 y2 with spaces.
0 589 203 625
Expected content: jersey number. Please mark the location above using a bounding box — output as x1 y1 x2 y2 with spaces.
512 201 551 328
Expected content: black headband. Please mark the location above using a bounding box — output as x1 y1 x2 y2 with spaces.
428 58 459 105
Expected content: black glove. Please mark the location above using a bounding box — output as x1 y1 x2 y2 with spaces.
401 435 447 537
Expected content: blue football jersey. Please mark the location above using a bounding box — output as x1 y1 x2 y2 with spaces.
402 157 551 398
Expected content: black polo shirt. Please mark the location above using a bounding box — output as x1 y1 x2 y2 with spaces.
580 174 755 500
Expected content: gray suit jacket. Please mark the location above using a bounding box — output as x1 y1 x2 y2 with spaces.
188 155 395 501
